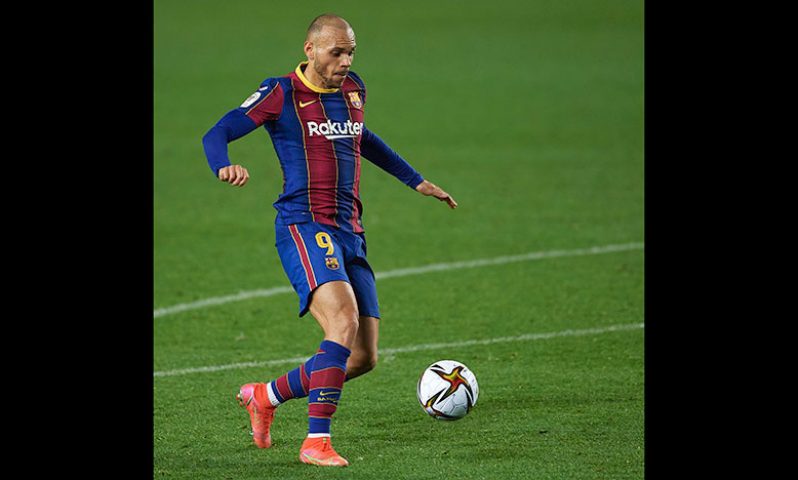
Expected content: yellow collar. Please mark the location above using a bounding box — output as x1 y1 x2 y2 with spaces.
295 62 340 93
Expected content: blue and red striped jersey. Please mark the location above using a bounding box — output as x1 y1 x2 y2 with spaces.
203 62 424 233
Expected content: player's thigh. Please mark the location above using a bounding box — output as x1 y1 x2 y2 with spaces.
308 280 359 331
350 315 379 364
344 259 380 369
275 222 350 317
345 259 380 320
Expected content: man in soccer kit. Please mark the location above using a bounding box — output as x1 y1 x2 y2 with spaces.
202 14 457 467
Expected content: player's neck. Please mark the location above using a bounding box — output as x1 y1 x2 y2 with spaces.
301 62 329 90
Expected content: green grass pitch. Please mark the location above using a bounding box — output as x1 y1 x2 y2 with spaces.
154 0 643 478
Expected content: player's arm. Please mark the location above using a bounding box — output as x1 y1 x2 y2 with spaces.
202 110 257 186
360 127 457 209
201 79 284 187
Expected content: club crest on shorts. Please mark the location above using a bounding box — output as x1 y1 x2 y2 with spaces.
325 257 340 270
348 91 362 109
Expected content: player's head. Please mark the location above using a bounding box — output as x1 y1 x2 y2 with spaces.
304 14 356 89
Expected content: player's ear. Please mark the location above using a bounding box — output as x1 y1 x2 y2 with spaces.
304 41 314 61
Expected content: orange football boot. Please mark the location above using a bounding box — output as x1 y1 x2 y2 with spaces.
236 383 276 448
299 436 349 467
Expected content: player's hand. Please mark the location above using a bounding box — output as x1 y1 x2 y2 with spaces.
218 165 250 187
415 179 457 209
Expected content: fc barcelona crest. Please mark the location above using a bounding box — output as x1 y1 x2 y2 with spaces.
348 91 362 109
325 257 340 270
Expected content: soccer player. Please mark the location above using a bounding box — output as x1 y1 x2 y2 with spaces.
202 13 457 467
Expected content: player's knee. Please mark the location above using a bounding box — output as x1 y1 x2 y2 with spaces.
362 352 378 372
361 351 379 372
329 308 359 343
348 352 378 378
341 314 360 338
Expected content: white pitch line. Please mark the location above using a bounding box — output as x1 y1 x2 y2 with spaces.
153 322 643 378
154 242 643 319
153 286 294 318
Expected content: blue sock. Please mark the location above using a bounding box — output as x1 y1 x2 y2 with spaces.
307 340 351 436
267 356 315 405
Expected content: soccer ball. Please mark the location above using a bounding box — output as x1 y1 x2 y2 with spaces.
417 360 479 420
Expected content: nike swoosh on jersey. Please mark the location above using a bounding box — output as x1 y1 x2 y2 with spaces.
258 86 269 91
299 99 318 108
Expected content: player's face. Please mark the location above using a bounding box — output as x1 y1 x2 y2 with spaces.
306 27 356 89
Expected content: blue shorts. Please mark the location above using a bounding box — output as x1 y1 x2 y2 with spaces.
275 221 380 318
